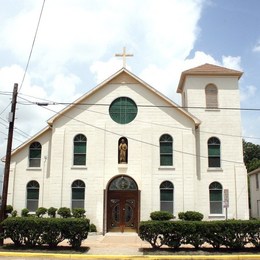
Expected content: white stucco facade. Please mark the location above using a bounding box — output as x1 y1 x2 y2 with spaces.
6 64 249 233
249 168 260 218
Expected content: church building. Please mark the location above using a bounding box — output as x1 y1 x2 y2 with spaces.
6 63 249 233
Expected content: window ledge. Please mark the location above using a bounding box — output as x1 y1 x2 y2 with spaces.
26 167 42 171
207 167 223 172
208 214 225 219
158 166 175 170
118 164 128 169
205 109 221 112
71 166 88 170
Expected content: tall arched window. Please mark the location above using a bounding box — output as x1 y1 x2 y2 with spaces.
29 142 42 167
160 181 174 214
205 84 218 108
209 182 223 214
73 134 87 165
27 180 39 212
71 180 85 209
208 137 221 167
160 134 173 166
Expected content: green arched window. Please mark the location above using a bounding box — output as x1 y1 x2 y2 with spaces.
109 97 137 124
27 180 39 212
160 181 174 214
72 180 85 209
73 134 87 165
29 142 41 167
209 182 223 214
160 134 173 166
208 137 221 168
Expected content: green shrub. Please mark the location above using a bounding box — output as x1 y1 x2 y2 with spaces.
89 223 97 232
36 207 47 218
21 208 29 217
11 210 17 217
61 218 90 248
72 208 86 218
178 212 185 220
6 205 13 215
2 217 90 249
178 211 203 221
57 207 71 218
139 220 260 249
47 207 57 218
150 211 174 221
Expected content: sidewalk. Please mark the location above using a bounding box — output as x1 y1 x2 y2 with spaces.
81 232 150 255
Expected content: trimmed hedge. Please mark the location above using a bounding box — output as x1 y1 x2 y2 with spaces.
150 211 174 221
178 211 203 221
139 220 260 249
2 217 90 249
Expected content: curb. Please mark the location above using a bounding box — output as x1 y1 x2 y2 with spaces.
1 252 260 259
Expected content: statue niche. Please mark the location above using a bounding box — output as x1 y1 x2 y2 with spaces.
118 137 128 164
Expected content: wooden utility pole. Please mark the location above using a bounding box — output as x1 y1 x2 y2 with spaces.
0 83 18 246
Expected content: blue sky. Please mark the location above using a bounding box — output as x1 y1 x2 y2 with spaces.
0 0 260 178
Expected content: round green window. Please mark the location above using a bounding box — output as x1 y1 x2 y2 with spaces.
109 97 138 124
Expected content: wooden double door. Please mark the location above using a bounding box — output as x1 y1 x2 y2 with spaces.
107 190 139 232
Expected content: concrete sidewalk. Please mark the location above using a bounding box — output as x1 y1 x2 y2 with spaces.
82 232 150 255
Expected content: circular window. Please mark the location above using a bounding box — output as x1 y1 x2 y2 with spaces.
109 97 137 124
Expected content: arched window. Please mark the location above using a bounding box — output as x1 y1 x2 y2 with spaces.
29 142 41 167
71 180 85 209
73 134 87 165
205 84 218 108
209 182 223 214
160 181 174 214
27 180 39 212
208 137 221 167
160 134 173 166
118 137 128 164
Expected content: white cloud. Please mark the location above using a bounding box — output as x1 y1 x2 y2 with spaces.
253 42 260 52
222 56 242 71
0 0 208 162
90 58 123 84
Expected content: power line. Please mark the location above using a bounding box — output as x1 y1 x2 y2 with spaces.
17 95 260 111
36 104 244 166
19 0 46 92
0 103 11 116
17 95 260 141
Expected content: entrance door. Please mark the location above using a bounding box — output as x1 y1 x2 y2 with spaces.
107 176 139 232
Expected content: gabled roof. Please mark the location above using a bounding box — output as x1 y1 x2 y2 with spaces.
177 63 243 93
6 67 201 158
248 167 260 176
2 126 51 160
47 67 201 126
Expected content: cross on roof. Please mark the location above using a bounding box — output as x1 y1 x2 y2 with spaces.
115 47 133 67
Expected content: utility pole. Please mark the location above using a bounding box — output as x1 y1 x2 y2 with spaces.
0 83 18 246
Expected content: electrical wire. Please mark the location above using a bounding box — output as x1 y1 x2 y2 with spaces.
19 0 46 92
36 104 245 166
17 95 260 141
17 93 260 111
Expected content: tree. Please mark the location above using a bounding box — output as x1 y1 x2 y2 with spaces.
243 140 260 172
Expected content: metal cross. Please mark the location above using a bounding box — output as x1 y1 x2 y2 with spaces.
115 47 133 67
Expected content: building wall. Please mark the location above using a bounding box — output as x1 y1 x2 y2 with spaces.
249 169 260 218
8 71 249 233
182 75 249 220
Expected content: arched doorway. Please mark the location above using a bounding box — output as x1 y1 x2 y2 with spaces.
107 175 139 232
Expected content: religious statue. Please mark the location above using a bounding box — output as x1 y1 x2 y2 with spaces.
119 138 127 163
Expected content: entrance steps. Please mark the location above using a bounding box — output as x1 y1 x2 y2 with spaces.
84 232 150 255
102 232 142 244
